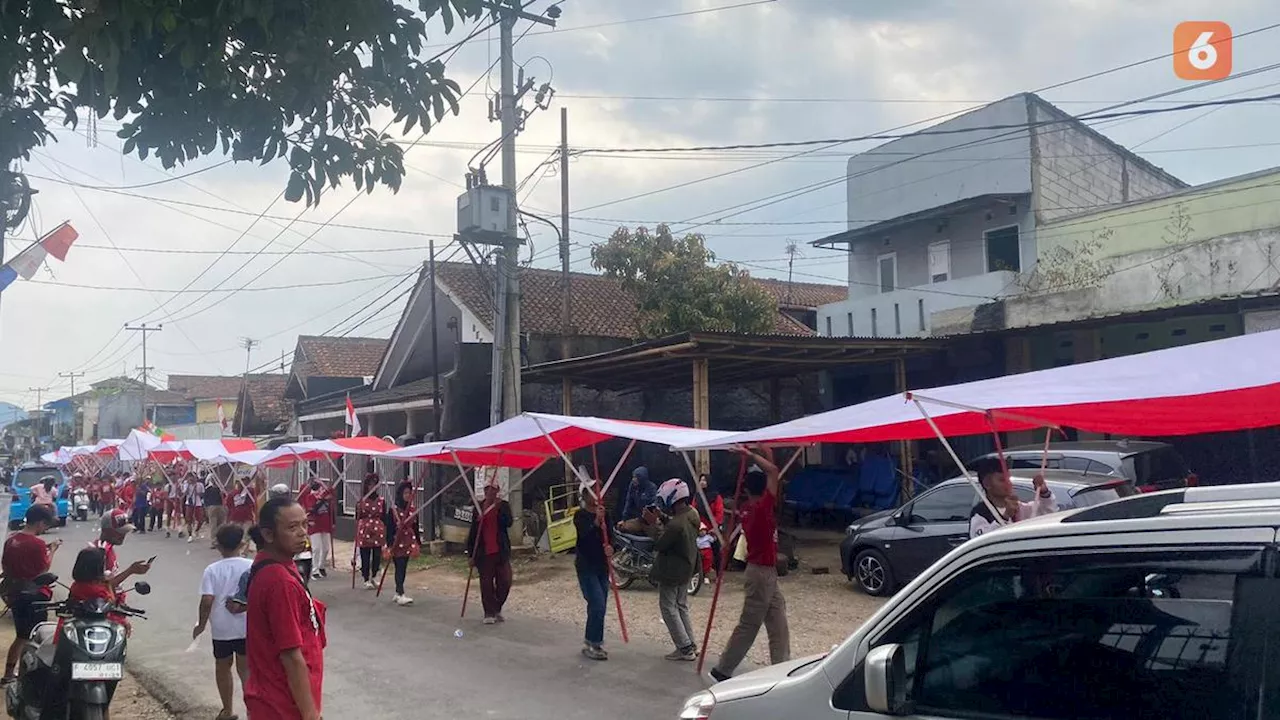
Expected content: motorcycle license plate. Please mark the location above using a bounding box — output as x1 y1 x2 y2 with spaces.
71 662 122 681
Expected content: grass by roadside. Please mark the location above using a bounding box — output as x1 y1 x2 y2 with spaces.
1 624 174 719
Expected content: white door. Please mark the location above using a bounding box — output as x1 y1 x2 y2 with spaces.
928 241 950 283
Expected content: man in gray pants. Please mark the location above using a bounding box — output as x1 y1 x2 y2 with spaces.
648 478 701 661
712 448 790 681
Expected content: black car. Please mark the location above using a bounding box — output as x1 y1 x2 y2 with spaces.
839 469 1137 596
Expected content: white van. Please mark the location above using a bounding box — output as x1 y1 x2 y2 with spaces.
681 484 1280 720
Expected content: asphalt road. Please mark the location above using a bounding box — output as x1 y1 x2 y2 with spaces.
45 520 706 720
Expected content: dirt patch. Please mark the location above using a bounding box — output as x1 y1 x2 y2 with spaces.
2 625 174 719
396 540 887 668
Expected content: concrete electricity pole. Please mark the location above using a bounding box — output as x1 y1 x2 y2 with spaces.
58 371 85 438
125 322 162 425
27 385 50 437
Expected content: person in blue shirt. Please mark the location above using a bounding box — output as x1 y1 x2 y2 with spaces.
618 467 656 523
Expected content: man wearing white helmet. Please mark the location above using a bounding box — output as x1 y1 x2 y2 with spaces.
647 478 701 662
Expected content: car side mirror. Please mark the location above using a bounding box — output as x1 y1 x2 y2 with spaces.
864 643 910 715
133 581 152 596
893 510 909 526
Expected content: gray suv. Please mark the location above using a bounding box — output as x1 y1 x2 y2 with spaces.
975 439 1196 492
682 483 1277 720
839 469 1136 596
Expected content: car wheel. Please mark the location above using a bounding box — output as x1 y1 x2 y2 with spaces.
853 548 894 597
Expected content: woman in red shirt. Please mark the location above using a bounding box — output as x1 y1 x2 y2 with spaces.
387 482 419 607
66 547 131 634
354 473 386 590
245 498 326 720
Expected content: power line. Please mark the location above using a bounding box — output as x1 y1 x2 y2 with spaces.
575 93 1280 155
556 92 1280 105
25 272 410 294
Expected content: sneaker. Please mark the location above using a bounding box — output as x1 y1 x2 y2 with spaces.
665 648 697 662
165 531 171 538
709 667 731 683
483 616 496 625
363 580 375 590
399 595 414 606
186 535 194 544
581 644 608 661
318 568 328 578
312 571 323 580
495 613 505 623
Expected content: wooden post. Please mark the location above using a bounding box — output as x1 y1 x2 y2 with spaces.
692 358 710 476
894 357 914 500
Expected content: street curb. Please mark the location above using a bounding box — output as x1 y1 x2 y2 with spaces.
126 658 220 718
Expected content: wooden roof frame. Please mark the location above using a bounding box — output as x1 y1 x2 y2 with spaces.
522 331 943 390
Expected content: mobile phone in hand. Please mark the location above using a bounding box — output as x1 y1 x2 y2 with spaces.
147 555 157 564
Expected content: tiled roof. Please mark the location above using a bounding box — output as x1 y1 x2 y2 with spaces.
752 277 847 310
147 389 190 406
434 262 842 339
242 374 288 424
294 336 388 379
167 375 243 401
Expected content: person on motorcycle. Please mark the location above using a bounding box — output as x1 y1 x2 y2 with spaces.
90 509 152 605
1 505 61 683
617 467 657 530
648 478 701 662
67 547 131 634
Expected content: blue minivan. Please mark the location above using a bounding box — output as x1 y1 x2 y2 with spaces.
6 464 70 529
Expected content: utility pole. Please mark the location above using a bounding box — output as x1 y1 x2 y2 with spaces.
492 0 557 535
428 240 442 541
784 240 799 306
559 107 572 426
238 337 258 436
58 371 85 439
125 322 162 426
27 386 50 438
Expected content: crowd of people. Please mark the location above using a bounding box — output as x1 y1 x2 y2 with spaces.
3 440 1054 720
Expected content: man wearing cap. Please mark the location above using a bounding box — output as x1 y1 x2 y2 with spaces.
91 509 153 596
2 505 62 682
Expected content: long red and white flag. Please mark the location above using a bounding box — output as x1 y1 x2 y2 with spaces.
345 394 362 436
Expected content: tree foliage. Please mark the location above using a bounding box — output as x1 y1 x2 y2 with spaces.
0 0 484 205
591 224 777 338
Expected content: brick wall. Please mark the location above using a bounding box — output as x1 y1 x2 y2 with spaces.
1029 98 1184 224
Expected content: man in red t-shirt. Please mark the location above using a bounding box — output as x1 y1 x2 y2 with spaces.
711 447 791 681
2 505 61 680
245 500 326 720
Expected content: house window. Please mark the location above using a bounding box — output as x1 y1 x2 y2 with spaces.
918 298 926 332
877 252 897 294
985 225 1021 272
825 315 832 337
871 309 878 337
928 240 951 283
846 312 854 336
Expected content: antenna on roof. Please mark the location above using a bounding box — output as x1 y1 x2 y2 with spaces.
784 240 801 305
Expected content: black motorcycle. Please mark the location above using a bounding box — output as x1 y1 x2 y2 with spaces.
612 532 704 596
5 574 150 720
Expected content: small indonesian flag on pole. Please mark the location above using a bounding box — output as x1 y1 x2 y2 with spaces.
345 394 361 436
217 399 229 433
0 221 80 293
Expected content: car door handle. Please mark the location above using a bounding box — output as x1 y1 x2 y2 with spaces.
947 536 966 546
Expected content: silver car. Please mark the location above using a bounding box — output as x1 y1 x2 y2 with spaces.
681 483 1274 720
974 439 1197 492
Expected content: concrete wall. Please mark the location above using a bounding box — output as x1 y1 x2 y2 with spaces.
823 270 1019 338
1028 99 1184 224
1036 168 1280 260
845 94 1033 231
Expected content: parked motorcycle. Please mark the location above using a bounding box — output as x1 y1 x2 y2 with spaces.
5 574 151 720
612 532 704 596
71 489 90 522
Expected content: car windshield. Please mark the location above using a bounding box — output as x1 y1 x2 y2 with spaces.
11 468 59 490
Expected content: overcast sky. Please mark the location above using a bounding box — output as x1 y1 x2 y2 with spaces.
2 0 1278 410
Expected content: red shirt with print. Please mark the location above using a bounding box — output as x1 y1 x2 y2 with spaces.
740 490 778 567
2 533 53 600
299 486 334 535
227 487 257 524
244 559 326 720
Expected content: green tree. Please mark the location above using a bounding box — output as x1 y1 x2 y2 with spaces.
0 0 484 206
590 224 777 338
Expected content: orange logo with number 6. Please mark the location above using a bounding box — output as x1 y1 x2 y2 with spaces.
1174 21 1232 80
